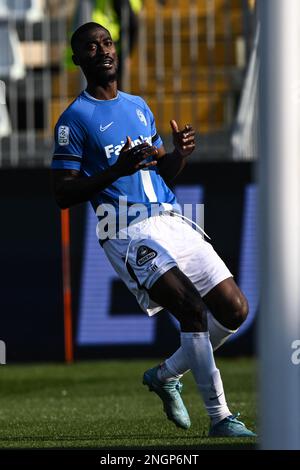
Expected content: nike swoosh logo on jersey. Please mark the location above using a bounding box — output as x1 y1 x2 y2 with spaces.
100 122 114 132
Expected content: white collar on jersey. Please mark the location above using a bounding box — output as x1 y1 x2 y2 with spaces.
83 90 119 102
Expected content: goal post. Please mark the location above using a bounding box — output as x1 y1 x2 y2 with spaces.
258 0 300 449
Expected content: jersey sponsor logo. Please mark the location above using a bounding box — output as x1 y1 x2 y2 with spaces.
100 121 114 132
58 125 69 145
136 108 147 126
104 135 152 159
136 245 157 266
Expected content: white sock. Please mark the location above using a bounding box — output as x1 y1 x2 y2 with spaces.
157 349 186 382
181 331 231 425
158 312 237 381
207 311 237 351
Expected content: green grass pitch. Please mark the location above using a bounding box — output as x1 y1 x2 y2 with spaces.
0 358 256 449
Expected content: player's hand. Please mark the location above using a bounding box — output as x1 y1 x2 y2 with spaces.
113 136 158 176
170 120 196 158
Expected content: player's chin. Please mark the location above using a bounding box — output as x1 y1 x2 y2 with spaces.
96 67 118 83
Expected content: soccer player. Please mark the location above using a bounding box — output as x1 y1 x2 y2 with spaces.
52 22 255 437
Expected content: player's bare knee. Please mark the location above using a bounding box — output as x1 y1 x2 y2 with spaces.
230 293 249 329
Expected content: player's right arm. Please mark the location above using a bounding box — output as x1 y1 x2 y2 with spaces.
53 167 120 209
52 136 157 209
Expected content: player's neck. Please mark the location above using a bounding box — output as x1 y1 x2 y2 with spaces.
86 82 118 101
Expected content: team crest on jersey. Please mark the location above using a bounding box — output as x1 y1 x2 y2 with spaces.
136 245 157 266
58 125 69 145
136 109 147 126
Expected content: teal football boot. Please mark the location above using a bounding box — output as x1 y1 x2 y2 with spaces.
209 413 256 437
143 365 191 430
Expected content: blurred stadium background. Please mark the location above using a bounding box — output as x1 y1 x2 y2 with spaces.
0 0 259 450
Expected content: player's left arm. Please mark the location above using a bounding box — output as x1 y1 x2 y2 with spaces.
157 120 196 184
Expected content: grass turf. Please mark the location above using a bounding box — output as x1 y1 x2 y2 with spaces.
0 358 256 449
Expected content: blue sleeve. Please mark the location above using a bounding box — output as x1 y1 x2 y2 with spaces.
51 112 86 171
143 101 163 149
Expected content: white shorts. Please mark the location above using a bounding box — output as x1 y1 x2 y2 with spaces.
103 212 232 316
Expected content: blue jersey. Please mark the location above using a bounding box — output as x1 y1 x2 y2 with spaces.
52 91 180 233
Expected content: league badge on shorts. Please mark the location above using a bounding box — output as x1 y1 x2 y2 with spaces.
136 245 157 266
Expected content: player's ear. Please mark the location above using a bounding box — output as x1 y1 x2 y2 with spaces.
72 54 80 66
